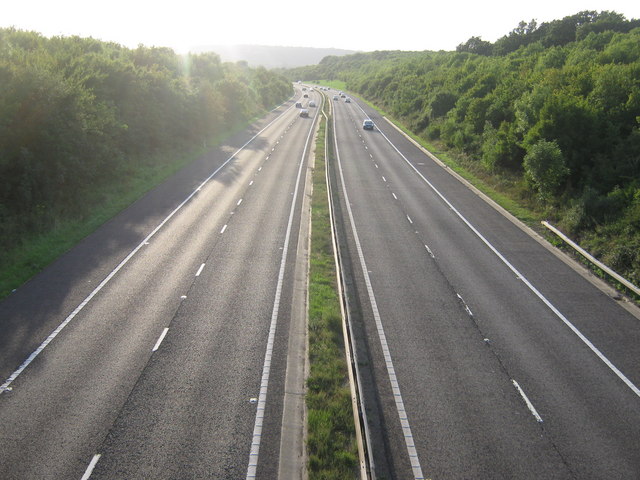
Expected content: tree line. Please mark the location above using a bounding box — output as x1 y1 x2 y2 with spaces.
0 28 292 254
287 11 640 286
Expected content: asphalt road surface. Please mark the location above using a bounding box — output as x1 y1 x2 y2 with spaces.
0 86 319 479
329 92 640 479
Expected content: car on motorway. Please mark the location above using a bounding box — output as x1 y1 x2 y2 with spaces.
345 97 351 103
299 109 309 117
333 95 339 100
363 119 374 130
308 101 316 107
303 93 308 98
295 102 302 108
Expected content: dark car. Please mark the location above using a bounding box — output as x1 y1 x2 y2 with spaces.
363 119 374 130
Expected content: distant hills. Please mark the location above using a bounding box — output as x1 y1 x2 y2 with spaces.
190 45 357 69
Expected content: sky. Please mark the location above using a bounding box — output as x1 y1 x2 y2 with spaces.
3 0 640 53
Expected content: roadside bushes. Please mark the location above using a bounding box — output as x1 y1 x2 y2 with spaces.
286 10 640 284
0 28 292 254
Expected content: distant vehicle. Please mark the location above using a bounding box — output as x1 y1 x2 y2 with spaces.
297 80 302 84
345 97 351 103
308 101 316 107
363 119 374 130
333 95 339 101
302 87 307 91
300 109 309 117
295 102 302 108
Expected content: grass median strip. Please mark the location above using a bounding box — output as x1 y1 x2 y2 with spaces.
307 109 359 478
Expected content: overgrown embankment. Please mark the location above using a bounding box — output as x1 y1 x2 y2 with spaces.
287 10 640 293
306 103 359 478
0 28 292 296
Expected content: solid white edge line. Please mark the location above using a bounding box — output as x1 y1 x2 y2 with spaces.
333 104 426 479
195 263 206 277
0 99 297 395
371 110 640 399
152 328 169 352
80 454 101 480
512 380 543 423
245 100 317 479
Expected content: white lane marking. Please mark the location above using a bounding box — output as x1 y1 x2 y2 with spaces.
152 328 169 352
512 380 543 423
237 198 243 206
407 215 413 224
245 101 317 480
332 111 426 479
80 454 101 480
258 166 262 172
195 263 206 277
392 192 398 200
425 245 435 258
374 121 640 399
220 224 228 234
249 180 254 186
382 176 387 182
456 293 473 317
0 101 296 395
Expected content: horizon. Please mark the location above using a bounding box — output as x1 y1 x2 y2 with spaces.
3 1 640 54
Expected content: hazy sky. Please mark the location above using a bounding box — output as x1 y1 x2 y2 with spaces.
3 0 640 53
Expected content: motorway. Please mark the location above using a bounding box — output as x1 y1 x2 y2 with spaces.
329 93 640 479
2 82 639 480
0 86 319 479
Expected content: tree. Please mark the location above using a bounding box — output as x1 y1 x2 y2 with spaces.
456 37 493 56
523 140 569 201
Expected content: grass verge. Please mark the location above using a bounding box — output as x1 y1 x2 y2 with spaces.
0 118 259 299
306 105 359 478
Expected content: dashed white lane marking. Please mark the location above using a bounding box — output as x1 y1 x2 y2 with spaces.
332 112 426 480
512 380 543 423
392 192 398 200
237 198 243 206
374 121 640 399
407 215 413 224
0 99 296 395
425 244 435 258
456 293 474 317
195 263 206 277
80 454 101 480
220 224 228 234
382 176 387 182
246 101 317 480
249 180 254 186
152 328 169 352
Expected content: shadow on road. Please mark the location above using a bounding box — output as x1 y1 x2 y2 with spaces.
0 106 288 383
